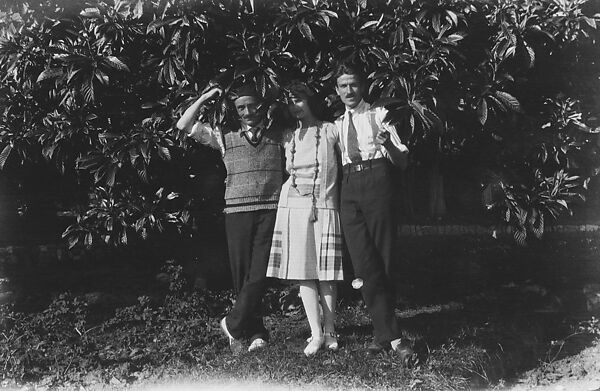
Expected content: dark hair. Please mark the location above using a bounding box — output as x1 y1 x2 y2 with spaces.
333 62 366 84
289 85 327 121
230 83 260 100
224 83 267 130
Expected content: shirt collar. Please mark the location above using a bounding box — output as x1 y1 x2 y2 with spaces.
239 121 265 135
345 100 368 116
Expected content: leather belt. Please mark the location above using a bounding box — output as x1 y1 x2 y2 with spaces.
342 158 387 174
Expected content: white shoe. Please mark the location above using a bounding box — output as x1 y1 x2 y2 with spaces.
324 332 339 351
248 337 268 352
304 335 324 356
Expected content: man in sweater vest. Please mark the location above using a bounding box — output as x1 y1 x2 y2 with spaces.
177 84 284 354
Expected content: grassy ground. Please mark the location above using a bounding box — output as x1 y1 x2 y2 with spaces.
1 234 599 390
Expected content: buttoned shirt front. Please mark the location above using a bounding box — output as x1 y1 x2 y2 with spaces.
335 100 407 166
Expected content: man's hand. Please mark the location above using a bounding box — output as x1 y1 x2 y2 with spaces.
177 86 222 132
199 86 222 103
376 130 392 149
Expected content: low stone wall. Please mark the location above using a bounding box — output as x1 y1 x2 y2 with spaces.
1 224 599 265
398 224 600 236
0 223 597 273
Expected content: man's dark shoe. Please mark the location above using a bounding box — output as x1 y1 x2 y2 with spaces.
391 338 418 366
220 317 244 355
366 341 390 356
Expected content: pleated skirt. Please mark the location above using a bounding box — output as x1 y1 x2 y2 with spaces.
266 203 344 281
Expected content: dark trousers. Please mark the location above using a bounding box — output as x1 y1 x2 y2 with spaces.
340 162 400 345
224 209 276 341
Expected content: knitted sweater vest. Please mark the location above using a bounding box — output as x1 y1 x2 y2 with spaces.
222 128 284 214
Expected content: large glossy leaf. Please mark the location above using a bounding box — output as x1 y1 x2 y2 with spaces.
0 144 12 169
494 91 521 112
36 68 64 83
477 98 488 125
157 146 171 160
80 77 95 103
104 56 130 72
513 225 527 246
298 22 314 41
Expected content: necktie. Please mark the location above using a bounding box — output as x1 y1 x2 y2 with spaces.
244 126 263 146
346 111 361 162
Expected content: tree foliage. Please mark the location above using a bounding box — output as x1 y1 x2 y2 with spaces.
0 0 599 248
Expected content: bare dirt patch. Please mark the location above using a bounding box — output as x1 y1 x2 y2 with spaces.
505 340 600 391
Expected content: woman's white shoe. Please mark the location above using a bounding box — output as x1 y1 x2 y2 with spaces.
304 335 324 356
324 332 338 351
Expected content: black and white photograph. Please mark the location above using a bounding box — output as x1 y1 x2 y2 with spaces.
0 0 599 390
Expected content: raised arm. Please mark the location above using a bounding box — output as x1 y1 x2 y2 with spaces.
176 86 222 133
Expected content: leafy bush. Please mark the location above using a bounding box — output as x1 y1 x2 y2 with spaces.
0 0 598 247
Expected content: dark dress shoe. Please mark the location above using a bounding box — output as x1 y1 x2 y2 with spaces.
220 317 245 355
366 341 390 355
392 339 418 366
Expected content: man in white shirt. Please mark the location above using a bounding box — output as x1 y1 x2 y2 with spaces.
334 63 415 362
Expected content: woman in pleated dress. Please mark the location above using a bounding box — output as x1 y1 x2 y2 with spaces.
266 83 344 356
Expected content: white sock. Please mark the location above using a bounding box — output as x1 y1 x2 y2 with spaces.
299 281 323 338
319 281 337 335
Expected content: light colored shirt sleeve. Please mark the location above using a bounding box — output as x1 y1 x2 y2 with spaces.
188 122 225 156
325 121 340 146
337 102 408 165
374 106 409 154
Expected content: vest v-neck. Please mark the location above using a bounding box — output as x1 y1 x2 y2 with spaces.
242 127 264 147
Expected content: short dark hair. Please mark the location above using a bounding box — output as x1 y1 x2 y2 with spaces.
333 62 366 84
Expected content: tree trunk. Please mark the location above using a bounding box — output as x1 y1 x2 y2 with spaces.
428 160 446 218
399 166 415 220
